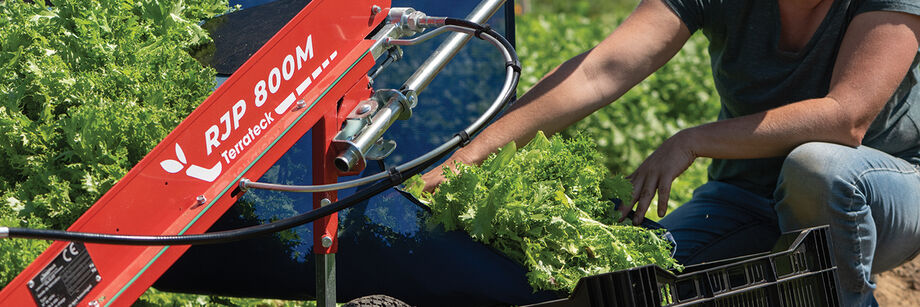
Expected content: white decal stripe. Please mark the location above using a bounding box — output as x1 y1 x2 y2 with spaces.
312 66 322 80
296 77 312 95
322 59 330 69
330 51 337 60
275 93 297 115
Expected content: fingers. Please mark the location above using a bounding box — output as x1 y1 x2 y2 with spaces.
619 173 639 222
622 171 655 226
656 179 671 218
624 169 674 225
420 169 446 193
631 175 656 226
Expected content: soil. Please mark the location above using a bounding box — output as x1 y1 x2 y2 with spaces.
875 256 920 306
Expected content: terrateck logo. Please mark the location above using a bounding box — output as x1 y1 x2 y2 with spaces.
159 144 222 182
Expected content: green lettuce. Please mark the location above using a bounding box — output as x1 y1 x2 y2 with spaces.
405 132 681 292
0 0 227 288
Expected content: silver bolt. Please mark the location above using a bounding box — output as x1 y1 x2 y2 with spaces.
371 5 382 15
292 99 307 112
357 104 372 115
27 280 34 288
320 198 332 207
88 301 99 307
321 236 333 248
196 195 206 206
95 275 102 282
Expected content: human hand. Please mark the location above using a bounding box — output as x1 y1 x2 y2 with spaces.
619 130 697 225
420 152 472 193
420 164 449 193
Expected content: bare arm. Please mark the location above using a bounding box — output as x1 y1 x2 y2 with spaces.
422 0 692 191
685 11 920 158
624 11 920 224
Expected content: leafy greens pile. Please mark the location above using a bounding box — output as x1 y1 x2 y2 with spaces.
405 132 681 292
0 0 227 286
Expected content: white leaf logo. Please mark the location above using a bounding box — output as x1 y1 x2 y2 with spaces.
160 160 184 173
175 144 187 164
159 143 222 182
186 162 222 182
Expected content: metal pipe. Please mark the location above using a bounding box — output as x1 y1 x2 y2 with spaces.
334 95 405 171
401 0 506 94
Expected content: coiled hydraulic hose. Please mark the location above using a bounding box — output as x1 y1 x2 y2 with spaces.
0 17 519 246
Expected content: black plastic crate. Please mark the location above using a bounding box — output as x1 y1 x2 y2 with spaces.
526 226 840 307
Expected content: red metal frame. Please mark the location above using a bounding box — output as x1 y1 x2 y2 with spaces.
0 0 389 306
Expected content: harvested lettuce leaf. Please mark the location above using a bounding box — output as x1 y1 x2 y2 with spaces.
405 132 681 292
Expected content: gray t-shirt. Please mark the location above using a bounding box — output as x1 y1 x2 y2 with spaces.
663 0 920 198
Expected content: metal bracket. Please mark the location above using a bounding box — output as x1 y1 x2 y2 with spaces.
365 139 397 161
345 99 379 120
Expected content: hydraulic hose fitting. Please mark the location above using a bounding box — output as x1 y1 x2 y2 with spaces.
388 8 446 35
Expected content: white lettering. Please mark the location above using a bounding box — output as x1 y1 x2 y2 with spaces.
268 68 281 94
254 80 267 107
206 125 220 155
282 55 295 80
231 100 246 130
213 34 320 162
295 35 314 70
219 112 231 141
234 140 244 154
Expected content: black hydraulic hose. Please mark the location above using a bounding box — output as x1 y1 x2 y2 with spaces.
3 160 439 246
444 17 521 131
0 18 518 246
7 178 394 245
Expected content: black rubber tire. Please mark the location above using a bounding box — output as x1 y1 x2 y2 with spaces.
341 295 412 307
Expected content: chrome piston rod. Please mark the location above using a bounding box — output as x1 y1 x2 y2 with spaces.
401 0 506 94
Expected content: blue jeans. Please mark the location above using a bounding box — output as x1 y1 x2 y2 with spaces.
659 142 920 307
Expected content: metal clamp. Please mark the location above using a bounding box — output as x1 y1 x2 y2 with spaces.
332 90 410 172
0 227 9 239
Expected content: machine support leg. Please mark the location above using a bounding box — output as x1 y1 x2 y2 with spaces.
313 110 340 306
316 253 336 307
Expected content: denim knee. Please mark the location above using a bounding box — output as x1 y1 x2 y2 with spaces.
774 142 855 229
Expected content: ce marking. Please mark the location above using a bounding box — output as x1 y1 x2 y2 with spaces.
61 243 79 262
